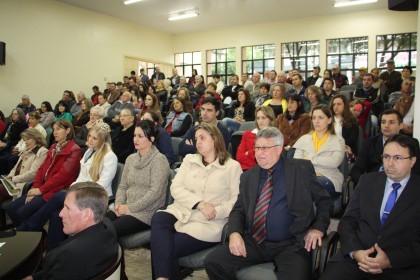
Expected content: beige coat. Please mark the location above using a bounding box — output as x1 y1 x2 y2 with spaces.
8 146 48 196
162 154 242 242
293 133 345 192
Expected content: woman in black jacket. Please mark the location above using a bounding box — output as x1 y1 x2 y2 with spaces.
223 88 255 135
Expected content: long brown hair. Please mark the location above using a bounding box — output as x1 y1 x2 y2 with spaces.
195 123 230 165
329 94 358 128
311 104 335 135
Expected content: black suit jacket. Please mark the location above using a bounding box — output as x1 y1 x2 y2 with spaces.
338 172 420 272
221 84 243 102
228 158 331 244
350 134 420 184
33 219 118 280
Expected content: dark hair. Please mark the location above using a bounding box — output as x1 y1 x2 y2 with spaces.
41 101 53 112
403 66 413 74
237 88 251 104
212 74 220 79
29 110 41 120
324 70 333 78
286 94 305 120
57 100 70 114
64 90 75 100
270 70 277 76
323 77 334 85
53 119 75 140
192 69 198 76
363 73 374 80
144 110 162 125
131 70 136 75
385 134 417 158
380 109 403 124
311 104 335 135
92 85 99 91
260 83 270 91
137 119 159 144
171 97 187 113
0 110 4 122
292 74 303 80
329 94 358 128
201 97 221 112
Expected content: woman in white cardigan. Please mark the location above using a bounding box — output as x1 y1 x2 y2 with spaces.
17 122 118 251
150 123 242 280
294 104 345 198
0 128 48 202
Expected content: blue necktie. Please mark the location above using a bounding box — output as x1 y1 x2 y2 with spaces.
381 183 401 225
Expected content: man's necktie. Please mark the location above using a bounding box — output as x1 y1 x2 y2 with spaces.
253 169 274 243
381 183 402 225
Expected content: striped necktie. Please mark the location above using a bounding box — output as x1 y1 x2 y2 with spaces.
253 168 274 243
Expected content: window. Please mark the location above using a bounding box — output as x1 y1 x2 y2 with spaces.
242 44 275 77
138 62 158 80
376 32 417 70
326 36 368 79
281 41 320 80
206 48 236 85
174 51 202 79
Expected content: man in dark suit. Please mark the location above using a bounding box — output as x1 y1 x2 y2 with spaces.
205 127 331 280
321 134 420 280
221 74 243 103
151 66 165 81
350 109 420 184
24 182 118 280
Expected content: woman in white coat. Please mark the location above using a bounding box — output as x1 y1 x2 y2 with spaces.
17 121 118 250
293 104 345 198
0 128 48 202
150 123 242 280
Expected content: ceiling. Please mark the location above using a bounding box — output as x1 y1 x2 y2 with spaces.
56 0 388 35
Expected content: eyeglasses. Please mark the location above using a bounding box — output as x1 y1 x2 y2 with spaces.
381 154 412 162
253 145 280 152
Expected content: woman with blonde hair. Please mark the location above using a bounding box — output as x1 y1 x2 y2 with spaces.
151 123 242 280
16 122 118 250
0 128 48 202
262 84 287 117
304 85 326 114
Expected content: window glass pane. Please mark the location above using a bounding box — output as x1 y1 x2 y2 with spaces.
265 59 275 71
217 49 226 62
327 39 340 54
411 33 417 49
195 65 202 75
216 63 225 74
243 61 253 74
254 46 263 59
341 55 353 70
296 42 306 56
308 57 319 69
264 45 275 58
340 39 352 54
327 55 339 69
243 47 253 60
410 51 417 67
207 50 216 63
307 41 320 55
227 48 236 61
176 66 184 76
193 52 201 64
175 54 183 65
227 62 236 75
282 58 293 71
207 64 215 75
184 66 192 78
354 54 368 69
254 60 263 73
376 32 416 70
184 53 193 64
394 51 410 67
282 43 291 57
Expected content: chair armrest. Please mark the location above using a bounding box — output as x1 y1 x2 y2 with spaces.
108 195 115 206
22 182 33 195
319 231 339 273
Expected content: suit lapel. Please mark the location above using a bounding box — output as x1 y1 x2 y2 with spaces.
369 173 387 231
284 158 295 206
382 175 420 229
247 166 261 222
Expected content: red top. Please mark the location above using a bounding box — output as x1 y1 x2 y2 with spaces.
236 130 257 171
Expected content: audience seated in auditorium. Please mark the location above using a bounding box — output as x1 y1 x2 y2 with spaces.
241 73 253 89
294 105 345 198
277 93 312 157
163 97 193 137
394 88 414 136
69 92 86 118
388 79 412 108
54 90 76 116
349 99 372 136
349 109 420 184
176 87 194 114
191 75 206 105
320 69 337 91
6 120 82 228
332 65 349 91
221 74 243 104
17 123 117 250
111 108 136 163
107 82 121 105
370 67 384 89
105 91 135 125
22 183 118 280
223 88 255 134
306 66 322 87
353 73 382 117
94 93 111 116
90 85 102 105
322 77 337 103
107 120 170 279
171 76 191 97
351 66 367 88
286 74 306 98
205 127 331 280
179 97 230 157
54 101 73 121
152 66 165 81
188 69 198 85
330 94 360 161
320 135 420 280
151 123 242 280
17 94 36 116
379 59 402 102
195 88 221 111
275 71 293 93
262 84 287 118
236 106 276 170
253 82 271 107
0 108 28 158
0 110 6 137
212 73 225 94
131 89 144 116
39 101 55 130
140 92 160 120
155 80 168 103
170 68 180 87
304 85 327 114
72 98 93 131
74 107 104 154
246 71 262 99
0 128 48 203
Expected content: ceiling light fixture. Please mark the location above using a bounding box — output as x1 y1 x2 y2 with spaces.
124 0 143 5
334 0 377 8
168 10 199 21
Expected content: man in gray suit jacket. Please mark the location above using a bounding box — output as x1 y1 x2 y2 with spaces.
205 127 331 280
321 134 420 280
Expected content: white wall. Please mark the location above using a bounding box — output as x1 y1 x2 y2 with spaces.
173 9 417 78
0 0 174 115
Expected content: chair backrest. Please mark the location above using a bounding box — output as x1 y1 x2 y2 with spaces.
166 169 176 205
171 137 183 163
90 245 122 280
238 121 256 131
45 127 53 148
338 91 351 101
340 85 357 92
111 163 124 198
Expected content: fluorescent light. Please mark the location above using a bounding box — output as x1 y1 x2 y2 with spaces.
168 10 199 21
124 0 143 5
334 0 377 7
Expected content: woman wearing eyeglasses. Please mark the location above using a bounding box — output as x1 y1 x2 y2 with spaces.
150 123 242 280
293 105 345 198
